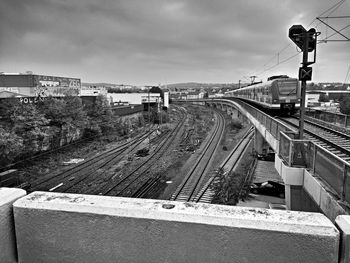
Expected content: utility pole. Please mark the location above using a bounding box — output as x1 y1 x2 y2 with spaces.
289 25 318 139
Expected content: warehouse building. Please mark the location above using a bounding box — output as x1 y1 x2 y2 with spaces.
0 73 81 99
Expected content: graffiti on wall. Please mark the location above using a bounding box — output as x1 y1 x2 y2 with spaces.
34 75 81 97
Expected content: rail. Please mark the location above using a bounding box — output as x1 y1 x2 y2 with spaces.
185 98 350 205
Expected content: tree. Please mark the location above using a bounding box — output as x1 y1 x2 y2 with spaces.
63 95 87 129
318 93 329 102
0 127 23 166
38 96 87 129
339 96 350 115
7 103 49 153
0 98 20 123
37 96 68 127
211 168 242 205
87 95 114 135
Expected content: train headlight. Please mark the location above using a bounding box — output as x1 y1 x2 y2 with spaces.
273 99 278 102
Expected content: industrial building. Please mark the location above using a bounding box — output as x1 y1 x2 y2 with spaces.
0 73 81 99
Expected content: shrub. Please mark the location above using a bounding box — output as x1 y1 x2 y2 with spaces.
229 119 243 130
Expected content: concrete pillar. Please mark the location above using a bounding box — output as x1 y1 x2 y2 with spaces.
0 187 27 263
275 156 304 211
336 215 350 263
13 192 340 263
284 186 319 212
288 185 303 211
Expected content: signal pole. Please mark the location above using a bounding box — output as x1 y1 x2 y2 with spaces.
289 25 318 139
298 33 309 139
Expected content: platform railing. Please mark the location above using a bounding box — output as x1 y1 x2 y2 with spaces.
278 128 350 204
307 142 350 204
234 99 291 141
305 108 350 128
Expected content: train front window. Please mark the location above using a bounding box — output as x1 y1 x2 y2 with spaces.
278 80 298 95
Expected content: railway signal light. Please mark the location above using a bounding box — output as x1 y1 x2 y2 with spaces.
289 25 306 51
289 25 317 53
307 28 317 52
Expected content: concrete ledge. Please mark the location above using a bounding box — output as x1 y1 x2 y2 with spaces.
14 192 339 263
320 184 347 222
275 155 304 185
304 170 347 222
336 215 350 263
304 170 322 205
0 187 27 263
265 131 278 153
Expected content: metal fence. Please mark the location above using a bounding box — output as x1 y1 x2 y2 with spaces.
305 108 350 128
220 99 350 204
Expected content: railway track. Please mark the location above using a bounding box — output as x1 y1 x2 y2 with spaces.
195 127 254 203
97 107 188 196
279 117 350 162
170 109 226 202
29 129 156 192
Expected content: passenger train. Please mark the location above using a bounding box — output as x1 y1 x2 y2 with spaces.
225 75 300 115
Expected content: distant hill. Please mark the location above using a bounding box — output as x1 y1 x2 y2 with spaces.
162 82 237 91
82 82 136 87
82 82 118 87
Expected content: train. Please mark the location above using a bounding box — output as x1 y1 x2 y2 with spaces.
225 75 300 115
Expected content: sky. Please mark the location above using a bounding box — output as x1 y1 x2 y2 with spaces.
0 0 349 86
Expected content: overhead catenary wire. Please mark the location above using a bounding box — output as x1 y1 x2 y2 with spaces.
307 0 346 28
313 0 349 42
319 23 350 42
255 52 301 76
244 0 348 81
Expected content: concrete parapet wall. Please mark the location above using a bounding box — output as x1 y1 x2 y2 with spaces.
0 188 26 263
304 170 347 222
13 191 339 263
275 155 304 186
336 215 350 263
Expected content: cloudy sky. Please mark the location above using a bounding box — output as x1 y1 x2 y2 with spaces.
0 0 349 85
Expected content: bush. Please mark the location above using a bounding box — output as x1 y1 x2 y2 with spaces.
229 119 243 130
0 127 24 166
339 96 350 115
83 126 102 139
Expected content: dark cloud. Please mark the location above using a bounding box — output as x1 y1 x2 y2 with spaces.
0 0 349 84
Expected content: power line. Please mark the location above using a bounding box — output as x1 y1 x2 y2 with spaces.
256 52 301 76
319 24 350 42
307 0 346 27
316 17 350 41
241 0 348 82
